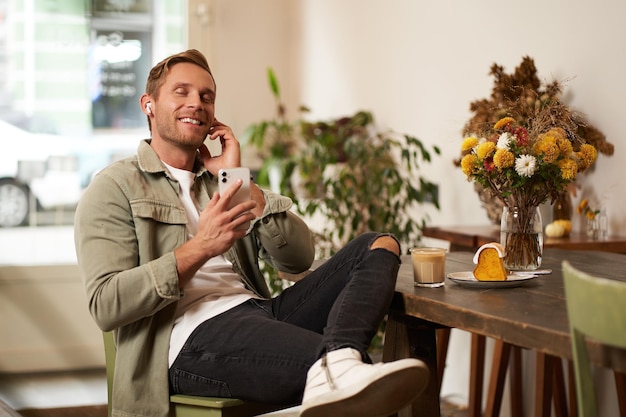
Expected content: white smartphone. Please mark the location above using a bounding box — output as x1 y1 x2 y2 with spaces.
218 167 251 230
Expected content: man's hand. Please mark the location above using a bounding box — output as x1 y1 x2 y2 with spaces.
196 183 257 250
200 119 241 175
174 179 256 286
200 118 266 218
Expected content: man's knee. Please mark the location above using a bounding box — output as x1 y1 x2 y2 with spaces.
370 235 400 256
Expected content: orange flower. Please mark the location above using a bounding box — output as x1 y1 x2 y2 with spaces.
493 117 515 130
577 198 599 220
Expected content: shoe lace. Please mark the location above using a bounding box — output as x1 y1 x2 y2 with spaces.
321 356 337 390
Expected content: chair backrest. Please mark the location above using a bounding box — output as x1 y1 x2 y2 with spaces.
562 261 626 417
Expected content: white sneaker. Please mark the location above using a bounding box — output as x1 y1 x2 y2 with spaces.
300 348 429 417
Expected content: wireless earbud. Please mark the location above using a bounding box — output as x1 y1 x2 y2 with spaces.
145 102 152 114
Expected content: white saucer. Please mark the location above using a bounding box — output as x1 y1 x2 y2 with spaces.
447 271 539 289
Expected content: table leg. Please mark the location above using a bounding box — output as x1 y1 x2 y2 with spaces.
510 345 524 417
479 341 524 417
383 313 440 417
535 352 554 417
484 340 511 417
436 328 451 392
615 371 626 417
551 357 569 417
468 334 486 417
567 361 577 417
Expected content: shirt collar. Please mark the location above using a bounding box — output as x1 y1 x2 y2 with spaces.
136 139 211 178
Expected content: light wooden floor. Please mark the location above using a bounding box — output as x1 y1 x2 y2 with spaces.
0 369 466 417
0 369 297 416
0 370 107 411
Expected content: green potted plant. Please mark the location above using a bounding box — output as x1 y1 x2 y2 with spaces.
244 69 441 292
296 110 440 258
242 68 308 193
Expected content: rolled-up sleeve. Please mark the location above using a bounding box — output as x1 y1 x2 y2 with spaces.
252 190 315 274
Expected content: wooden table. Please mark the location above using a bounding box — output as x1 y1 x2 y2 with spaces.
423 225 626 254
383 249 626 417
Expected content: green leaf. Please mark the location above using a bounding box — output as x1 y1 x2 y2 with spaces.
267 67 280 99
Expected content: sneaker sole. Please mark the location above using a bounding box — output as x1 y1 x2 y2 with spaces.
300 363 429 417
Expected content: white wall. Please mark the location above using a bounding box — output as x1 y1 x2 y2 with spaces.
0 227 104 373
197 0 301 165
207 0 624 234
0 264 104 372
296 0 624 232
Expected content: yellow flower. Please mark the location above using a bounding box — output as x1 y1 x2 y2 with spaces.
476 141 496 160
540 131 557 143
577 144 597 170
493 117 515 130
532 135 559 163
461 136 479 152
493 148 515 169
557 158 578 180
556 136 573 156
549 127 567 141
577 197 599 220
460 154 478 176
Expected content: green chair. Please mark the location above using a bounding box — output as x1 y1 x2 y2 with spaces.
562 261 626 417
103 331 293 417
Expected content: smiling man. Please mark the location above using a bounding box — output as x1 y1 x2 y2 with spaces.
74 49 429 417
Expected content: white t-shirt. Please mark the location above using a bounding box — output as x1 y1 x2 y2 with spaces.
164 163 256 366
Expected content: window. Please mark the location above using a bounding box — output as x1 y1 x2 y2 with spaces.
0 0 184 233
90 30 151 129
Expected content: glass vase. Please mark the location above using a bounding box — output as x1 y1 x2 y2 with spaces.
586 217 599 240
500 206 543 270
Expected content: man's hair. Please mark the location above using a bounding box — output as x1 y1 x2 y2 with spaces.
144 49 214 133
145 49 215 99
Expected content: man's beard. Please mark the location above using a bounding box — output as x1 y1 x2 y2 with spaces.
155 117 209 150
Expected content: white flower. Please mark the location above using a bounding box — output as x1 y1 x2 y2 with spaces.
515 154 537 177
497 132 514 149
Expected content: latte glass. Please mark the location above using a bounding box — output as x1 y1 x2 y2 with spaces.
410 247 447 288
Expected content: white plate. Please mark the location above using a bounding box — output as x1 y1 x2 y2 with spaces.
447 271 539 289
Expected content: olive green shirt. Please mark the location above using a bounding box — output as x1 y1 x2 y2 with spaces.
74 140 314 417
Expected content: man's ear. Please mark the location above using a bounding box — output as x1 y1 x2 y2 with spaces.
140 94 153 115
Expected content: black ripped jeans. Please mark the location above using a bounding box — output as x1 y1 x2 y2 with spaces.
169 232 401 405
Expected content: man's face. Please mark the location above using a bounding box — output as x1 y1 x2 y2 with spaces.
152 62 216 150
